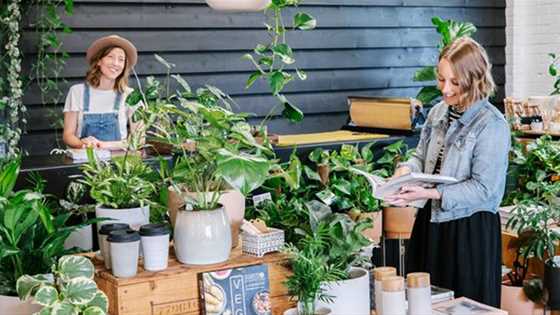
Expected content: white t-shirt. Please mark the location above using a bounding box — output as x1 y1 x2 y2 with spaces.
63 83 135 140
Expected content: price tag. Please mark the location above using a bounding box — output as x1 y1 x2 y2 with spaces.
252 192 272 207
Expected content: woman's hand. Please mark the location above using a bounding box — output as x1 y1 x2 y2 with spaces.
392 166 411 179
81 136 101 148
385 185 441 207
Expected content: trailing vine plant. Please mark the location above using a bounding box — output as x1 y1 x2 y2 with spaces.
0 0 73 156
0 0 24 159
243 0 316 123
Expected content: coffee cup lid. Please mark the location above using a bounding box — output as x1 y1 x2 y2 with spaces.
99 223 130 235
107 229 140 243
139 223 171 236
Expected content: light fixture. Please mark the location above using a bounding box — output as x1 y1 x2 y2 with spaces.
205 0 271 12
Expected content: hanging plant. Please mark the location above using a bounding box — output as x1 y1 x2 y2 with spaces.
243 0 316 123
0 0 24 159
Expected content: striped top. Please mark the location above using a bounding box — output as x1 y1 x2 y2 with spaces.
433 106 464 174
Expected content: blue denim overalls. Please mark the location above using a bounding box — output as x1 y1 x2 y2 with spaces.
80 84 123 141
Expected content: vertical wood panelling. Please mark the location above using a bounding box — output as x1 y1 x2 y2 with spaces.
21 0 506 155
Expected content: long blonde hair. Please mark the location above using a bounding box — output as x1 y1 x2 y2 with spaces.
439 37 496 109
85 45 130 93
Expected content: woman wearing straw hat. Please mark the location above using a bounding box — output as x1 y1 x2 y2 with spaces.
63 35 141 149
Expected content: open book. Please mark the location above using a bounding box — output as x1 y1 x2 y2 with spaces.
65 148 111 162
351 168 458 207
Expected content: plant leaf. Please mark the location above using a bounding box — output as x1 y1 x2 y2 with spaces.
87 292 109 312
216 149 270 196
83 306 106 315
154 54 175 70
278 95 304 123
58 255 95 281
415 86 442 105
171 74 191 94
35 285 59 307
294 12 316 30
61 277 98 306
246 71 261 89
413 66 437 82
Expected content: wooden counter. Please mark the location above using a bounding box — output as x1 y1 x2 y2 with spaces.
93 247 293 315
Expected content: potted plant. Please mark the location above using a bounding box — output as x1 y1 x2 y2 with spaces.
17 255 108 314
503 180 560 314
80 150 156 231
128 63 272 264
311 214 373 315
283 229 346 315
59 180 96 251
308 144 383 242
376 140 417 239
0 160 92 313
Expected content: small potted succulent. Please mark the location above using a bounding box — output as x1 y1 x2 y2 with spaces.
17 255 108 314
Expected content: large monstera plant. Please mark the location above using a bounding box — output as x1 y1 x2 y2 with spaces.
17 255 108 315
413 16 477 105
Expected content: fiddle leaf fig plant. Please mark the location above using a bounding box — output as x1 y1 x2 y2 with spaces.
413 16 477 105
17 255 108 315
244 0 316 123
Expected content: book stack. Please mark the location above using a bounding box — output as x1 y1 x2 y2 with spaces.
430 285 455 304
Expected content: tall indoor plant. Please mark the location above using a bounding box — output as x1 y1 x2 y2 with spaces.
128 64 272 264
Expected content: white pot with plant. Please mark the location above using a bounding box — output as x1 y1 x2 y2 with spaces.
17 255 109 314
0 160 94 314
312 214 373 314
80 150 155 231
127 74 273 265
60 180 96 251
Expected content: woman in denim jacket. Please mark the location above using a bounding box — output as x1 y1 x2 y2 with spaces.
387 37 510 307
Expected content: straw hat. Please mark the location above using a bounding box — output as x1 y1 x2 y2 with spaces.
86 35 138 67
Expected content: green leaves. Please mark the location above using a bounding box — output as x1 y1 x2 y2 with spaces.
272 44 295 64
416 86 442 106
0 159 19 197
62 277 99 305
58 255 94 282
413 66 437 82
294 13 316 30
216 149 270 196
278 95 304 123
431 16 477 48
35 286 59 306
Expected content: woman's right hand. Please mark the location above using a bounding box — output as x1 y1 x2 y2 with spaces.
81 136 101 148
392 166 411 179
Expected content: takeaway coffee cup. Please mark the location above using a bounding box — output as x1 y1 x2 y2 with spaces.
98 223 130 269
139 223 171 271
108 229 141 278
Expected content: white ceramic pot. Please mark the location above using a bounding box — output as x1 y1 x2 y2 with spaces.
283 307 332 315
64 224 93 251
168 187 245 248
0 294 41 315
108 229 141 278
316 267 370 315
174 206 232 265
206 0 270 11
139 224 171 272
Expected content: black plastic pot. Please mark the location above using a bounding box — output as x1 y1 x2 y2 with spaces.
545 258 560 310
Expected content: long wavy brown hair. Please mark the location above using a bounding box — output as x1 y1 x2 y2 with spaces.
85 45 130 93
439 37 496 110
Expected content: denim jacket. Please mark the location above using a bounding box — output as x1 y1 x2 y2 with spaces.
399 98 511 223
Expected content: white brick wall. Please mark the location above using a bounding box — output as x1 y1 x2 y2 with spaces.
506 0 560 98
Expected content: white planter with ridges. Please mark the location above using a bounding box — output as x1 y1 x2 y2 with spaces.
64 224 93 251
316 267 370 315
95 205 150 231
174 206 232 265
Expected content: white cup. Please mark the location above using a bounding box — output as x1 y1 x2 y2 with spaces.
108 229 140 278
98 223 130 270
139 224 171 272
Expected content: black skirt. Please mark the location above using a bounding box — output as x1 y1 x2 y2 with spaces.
405 203 502 307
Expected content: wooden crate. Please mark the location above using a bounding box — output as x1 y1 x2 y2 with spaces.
94 247 294 315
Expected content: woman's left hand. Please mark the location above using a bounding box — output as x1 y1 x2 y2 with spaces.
385 185 441 207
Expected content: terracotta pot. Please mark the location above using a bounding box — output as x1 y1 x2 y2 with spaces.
317 164 330 186
168 187 245 248
501 281 544 315
359 211 383 243
146 140 173 155
383 207 417 239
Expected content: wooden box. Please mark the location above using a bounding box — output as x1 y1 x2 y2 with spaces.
94 247 294 315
